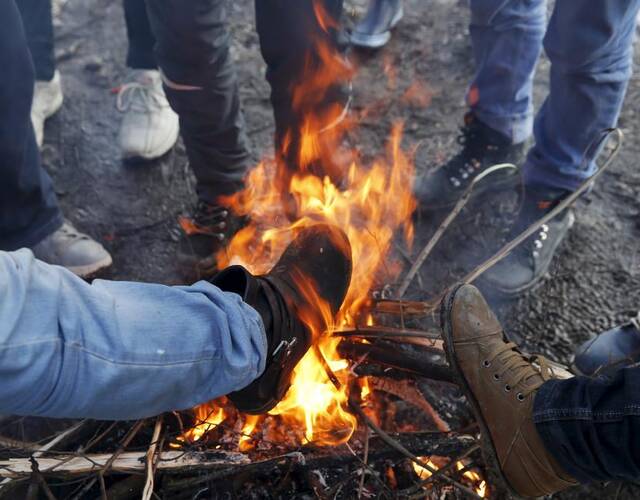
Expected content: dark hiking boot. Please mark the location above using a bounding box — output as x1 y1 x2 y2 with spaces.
480 184 574 297
177 200 248 280
441 284 578 497
212 224 352 414
351 0 404 49
572 311 640 376
414 112 526 211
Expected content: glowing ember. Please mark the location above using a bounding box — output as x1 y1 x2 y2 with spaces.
413 458 488 497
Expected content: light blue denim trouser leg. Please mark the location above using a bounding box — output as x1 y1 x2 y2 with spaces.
469 0 640 191
0 249 267 420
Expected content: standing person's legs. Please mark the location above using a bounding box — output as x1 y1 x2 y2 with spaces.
15 0 63 147
145 0 250 201
524 0 640 191
255 0 348 190
413 0 545 211
468 0 547 144
145 0 251 277
118 0 179 160
481 0 640 296
0 0 63 250
1 0 111 276
534 366 640 483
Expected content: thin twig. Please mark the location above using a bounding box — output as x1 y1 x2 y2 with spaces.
142 416 164 500
348 401 482 499
356 426 370 499
70 420 145 500
397 164 517 297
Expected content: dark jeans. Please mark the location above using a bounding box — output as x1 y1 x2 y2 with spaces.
16 0 157 77
16 0 55 81
255 0 345 176
534 366 640 483
0 0 63 250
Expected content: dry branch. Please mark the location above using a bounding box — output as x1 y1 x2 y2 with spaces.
0 450 250 478
338 340 453 383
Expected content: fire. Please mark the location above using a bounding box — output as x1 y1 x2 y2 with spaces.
181 0 416 448
174 402 227 446
413 458 488 497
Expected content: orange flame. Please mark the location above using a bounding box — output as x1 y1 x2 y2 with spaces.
182 2 416 448
413 458 488 497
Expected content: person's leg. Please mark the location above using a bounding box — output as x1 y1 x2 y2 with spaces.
0 248 267 420
145 0 250 201
15 0 55 81
15 0 63 148
0 0 63 251
144 0 252 277
0 224 351 419
524 0 640 191
481 0 640 297
123 0 157 70
534 367 640 483
413 0 545 210
468 0 546 144
118 0 179 161
1 0 111 277
255 0 349 188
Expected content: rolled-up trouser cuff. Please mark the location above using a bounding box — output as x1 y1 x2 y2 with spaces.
471 107 534 145
522 155 595 193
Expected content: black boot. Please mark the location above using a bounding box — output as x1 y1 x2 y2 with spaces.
177 200 248 280
351 0 403 49
572 311 640 376
414 112 526 211
480 184 574 297
212 224 352 414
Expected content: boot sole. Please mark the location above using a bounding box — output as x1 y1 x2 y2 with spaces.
67 254 113 278
441 284 521 499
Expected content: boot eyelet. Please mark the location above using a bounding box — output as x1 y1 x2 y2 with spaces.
504 385 512 392
517 393 525 401
482 360 491 368
493 373 500 381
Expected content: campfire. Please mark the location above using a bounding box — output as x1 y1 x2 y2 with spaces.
164 4 490 497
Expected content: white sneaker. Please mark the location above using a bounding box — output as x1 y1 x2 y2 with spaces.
31 220 112 278
117 69 179 160
31 70 64 148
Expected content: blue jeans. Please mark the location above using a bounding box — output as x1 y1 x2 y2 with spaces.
468 0 640 191
0 249 267 420
534 367 640 483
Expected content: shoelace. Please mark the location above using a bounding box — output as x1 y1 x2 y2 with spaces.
485 341 552 400
116 80 167 113
447 124 485 187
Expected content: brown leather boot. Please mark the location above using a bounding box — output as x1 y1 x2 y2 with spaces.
440 284 578 498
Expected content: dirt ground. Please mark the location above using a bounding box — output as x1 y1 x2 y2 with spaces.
42 0 640 497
